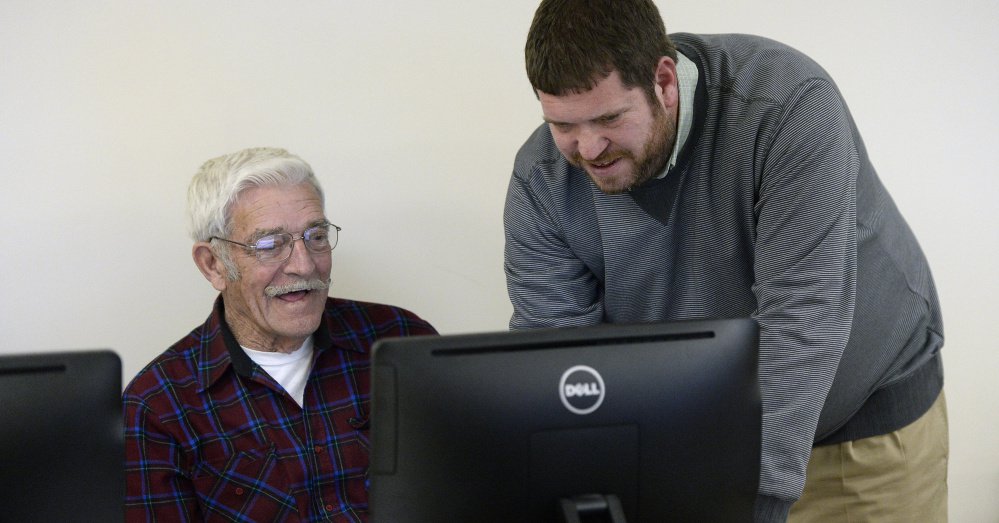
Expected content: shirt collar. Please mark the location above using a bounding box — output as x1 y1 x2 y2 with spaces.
196 295 345 392
659 50 699 178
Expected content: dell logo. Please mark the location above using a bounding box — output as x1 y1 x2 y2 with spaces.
559 365 606 415
564 382 601 397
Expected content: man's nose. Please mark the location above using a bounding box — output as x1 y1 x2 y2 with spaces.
283 236 318 273
576 128 609 161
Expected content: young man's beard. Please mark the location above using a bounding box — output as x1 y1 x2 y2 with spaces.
573 101 676 195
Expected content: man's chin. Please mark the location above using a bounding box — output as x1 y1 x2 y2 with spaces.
587 172 634 195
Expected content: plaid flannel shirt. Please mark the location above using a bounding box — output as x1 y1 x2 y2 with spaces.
123 296 437 522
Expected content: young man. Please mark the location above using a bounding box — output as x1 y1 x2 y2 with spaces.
124 147 436 521
504 1 946 521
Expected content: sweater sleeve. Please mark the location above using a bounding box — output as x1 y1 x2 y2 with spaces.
503 157 604 329
751 77 858 510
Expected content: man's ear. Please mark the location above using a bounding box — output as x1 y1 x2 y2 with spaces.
653 56 679 110
192 242 229 292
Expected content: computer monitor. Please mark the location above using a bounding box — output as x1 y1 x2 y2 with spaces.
369 318 761 522
0 350 124 522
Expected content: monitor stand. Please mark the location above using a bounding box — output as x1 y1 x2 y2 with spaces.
559 493 627 523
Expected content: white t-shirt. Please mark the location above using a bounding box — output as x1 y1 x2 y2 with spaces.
242 337 314 407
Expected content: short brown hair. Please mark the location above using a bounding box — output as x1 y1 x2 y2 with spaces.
525 0 677 99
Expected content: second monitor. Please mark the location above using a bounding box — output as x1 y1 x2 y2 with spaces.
369 318 761 522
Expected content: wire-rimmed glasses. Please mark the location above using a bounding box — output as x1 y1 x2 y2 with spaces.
211 222 341 263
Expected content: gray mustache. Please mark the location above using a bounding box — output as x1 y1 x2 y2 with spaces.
264 278 331 297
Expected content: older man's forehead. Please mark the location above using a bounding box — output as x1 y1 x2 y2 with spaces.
229 184 326 236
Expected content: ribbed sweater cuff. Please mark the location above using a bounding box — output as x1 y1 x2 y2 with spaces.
754 495 792 522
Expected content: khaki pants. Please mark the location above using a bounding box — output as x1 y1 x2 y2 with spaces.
789 391 949 522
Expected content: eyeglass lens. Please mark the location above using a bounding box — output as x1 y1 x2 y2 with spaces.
253 225 336 261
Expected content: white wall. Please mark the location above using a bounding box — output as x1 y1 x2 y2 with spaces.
1 1 995 519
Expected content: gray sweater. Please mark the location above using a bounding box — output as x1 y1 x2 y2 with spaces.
504 33 943 521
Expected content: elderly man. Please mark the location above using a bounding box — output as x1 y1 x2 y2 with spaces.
123 147 436 521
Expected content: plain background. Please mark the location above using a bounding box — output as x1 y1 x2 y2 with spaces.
2 1 996 519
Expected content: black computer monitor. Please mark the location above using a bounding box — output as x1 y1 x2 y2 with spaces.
0 350 124 522
369 318 761 522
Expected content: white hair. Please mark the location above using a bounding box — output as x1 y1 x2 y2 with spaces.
187 147 325 279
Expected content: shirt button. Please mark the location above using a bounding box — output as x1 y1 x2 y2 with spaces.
235 487 244 495
314 446 324 454
325 504 334 511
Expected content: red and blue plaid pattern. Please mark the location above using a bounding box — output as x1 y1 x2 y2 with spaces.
124 296 436 522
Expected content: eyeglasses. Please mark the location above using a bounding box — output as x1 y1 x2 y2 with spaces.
211 222 341 263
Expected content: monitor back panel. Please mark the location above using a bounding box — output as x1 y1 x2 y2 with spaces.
369 319 761 522
0 350 123 522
